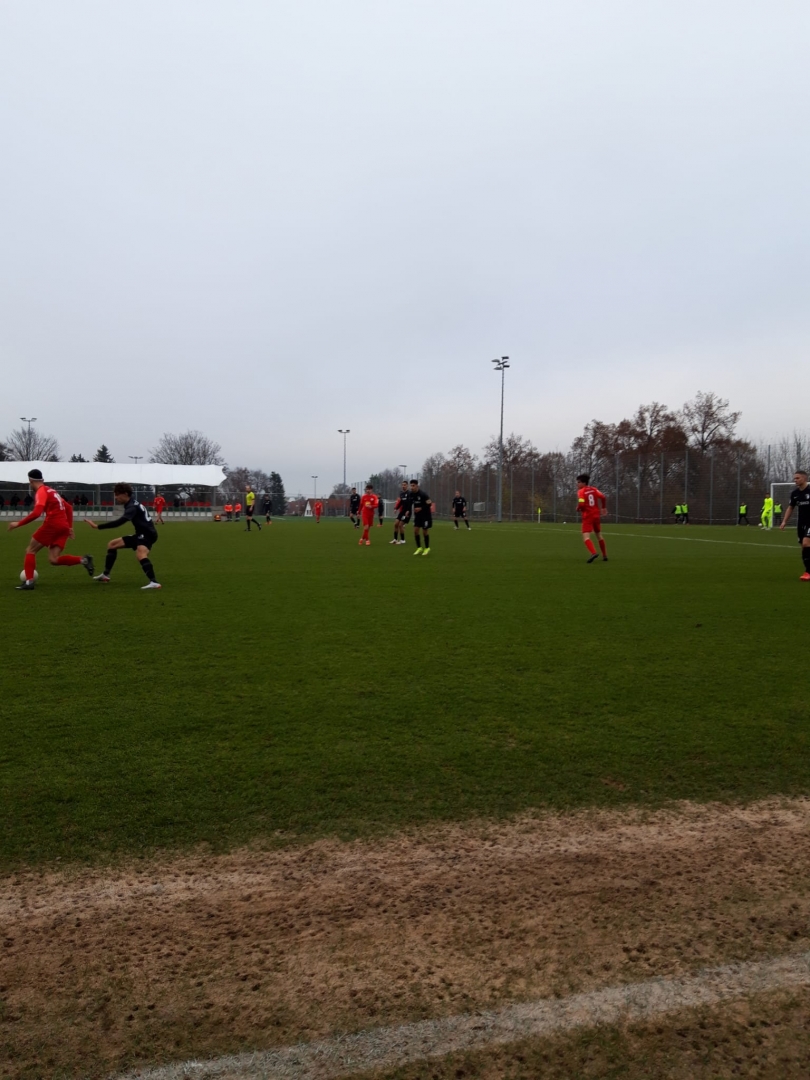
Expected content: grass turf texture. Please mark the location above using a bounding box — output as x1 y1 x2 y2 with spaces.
0 520 806 869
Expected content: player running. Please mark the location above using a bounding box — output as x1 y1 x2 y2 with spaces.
451 490 471 530
245 487 262 532
85 483 161 590
409 480 434 555
8 468 94 590
348 487 361 529
358 485 378 545
779 470 810 580
576 473 608 563
153 493 166 524
390 481 411 544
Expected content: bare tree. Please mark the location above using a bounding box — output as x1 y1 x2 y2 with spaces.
0 441 9 462
5 425 59 461
680 392 741 452
767 432 810 479
150 430 225 466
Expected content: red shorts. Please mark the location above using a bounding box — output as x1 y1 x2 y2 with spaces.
581 515 601 534
361 511 375 526
33 520 71 549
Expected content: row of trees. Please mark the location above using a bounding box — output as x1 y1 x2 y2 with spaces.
357 391 808 523
0 427 225 466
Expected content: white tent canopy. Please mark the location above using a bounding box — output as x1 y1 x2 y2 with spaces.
0 461 226 488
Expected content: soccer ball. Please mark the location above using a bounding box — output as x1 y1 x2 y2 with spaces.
19 570 39 582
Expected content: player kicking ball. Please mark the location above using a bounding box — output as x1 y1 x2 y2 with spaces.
9 468 94 590
358 485 378 545
576 473 608 563
85 482 162 589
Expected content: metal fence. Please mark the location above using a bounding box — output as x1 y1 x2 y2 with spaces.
376 449 778 525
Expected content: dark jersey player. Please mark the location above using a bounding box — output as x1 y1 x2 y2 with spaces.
451 491 470 530
409 480 434 555
391 481 411 544
85 482 161 589
576 473 608 563
9 468 94 590
349 488 361 528
780 470 810 580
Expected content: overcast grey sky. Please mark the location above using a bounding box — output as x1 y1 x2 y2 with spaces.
1 1 807 493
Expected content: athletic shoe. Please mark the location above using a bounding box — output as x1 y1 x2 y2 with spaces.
602 557 609 562
413 548 423 555
358 539 364 546
93 573 111 582
389 539 398 544
82 554 95 576
365 540 371 546
801 573 810 581
15 581 35 591
141 581 162 590
587 553 599 563
422 548 430 556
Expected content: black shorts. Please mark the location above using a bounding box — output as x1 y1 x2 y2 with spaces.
415 514 433 530
798 523 810 542
122 532 158 551
453 511 466 519
397 510 411 523
246 506 255 517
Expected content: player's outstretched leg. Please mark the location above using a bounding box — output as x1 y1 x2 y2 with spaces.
95 546 118 581
16 549 37 590
598 535 607 561
139 556 161 590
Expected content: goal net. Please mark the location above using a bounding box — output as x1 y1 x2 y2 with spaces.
769 482 794 528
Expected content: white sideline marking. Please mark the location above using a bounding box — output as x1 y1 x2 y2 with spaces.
114 951 810 1080
533 527 794 552
601 530 794 551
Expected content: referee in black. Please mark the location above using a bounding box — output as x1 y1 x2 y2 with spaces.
451 490 471 530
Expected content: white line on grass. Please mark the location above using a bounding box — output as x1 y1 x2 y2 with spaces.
530 525 793 551
114 950 810 1080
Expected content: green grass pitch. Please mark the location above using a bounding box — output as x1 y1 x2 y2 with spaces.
0 518 806 869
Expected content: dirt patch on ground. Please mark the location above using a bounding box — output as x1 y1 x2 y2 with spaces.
2 798 810 1079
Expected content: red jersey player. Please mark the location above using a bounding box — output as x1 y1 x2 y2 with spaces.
576 473 608 563
7 468 94 590
314 500 323 523
358 484 379 546
153 493 166 524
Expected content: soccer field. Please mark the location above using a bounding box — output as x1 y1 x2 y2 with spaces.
0 519 806 869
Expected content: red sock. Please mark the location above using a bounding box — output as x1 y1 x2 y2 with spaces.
584 538 596 555
56 554 83 566
24 553 37 581
362 526 369 541
598 537 607 557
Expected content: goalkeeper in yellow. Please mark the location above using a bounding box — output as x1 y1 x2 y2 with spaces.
760 494 773 529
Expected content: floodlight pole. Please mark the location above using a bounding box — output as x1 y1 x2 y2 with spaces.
311 475 318 501
491 357 510 523
399 465 407 481
20 417 37 460
338 429 350 515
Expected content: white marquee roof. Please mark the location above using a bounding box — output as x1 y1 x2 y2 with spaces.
0 461 226 487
